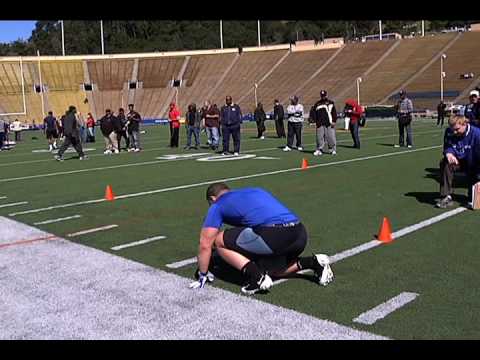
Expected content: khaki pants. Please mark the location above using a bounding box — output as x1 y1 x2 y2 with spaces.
104 132 118 151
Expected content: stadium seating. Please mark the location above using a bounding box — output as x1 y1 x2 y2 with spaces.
340 33 456 107
2 32 480 124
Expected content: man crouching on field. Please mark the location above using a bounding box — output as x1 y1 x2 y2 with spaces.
436 115 480 209
189 182 334 295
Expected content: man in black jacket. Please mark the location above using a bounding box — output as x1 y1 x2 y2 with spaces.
99 109 119 154
273 99 286 138
254 102 266 139
54 106 86 161
116 108 130 150
220 96 242 155
437 101 446 127
311 90 338 156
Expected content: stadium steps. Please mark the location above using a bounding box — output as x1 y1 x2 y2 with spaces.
405 31 480 110
203 53 240 106
335 38 402 106
157 56 191 118
177 53 237 112
297 40 395 111
378 32 461 106
341 33 456 106
209 49 288 112
236 49 291 108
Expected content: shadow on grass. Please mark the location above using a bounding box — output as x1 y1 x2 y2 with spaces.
404 191 468 205
424 167 469 189
377 143 396 147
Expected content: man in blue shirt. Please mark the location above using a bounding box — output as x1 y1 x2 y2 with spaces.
436 115 480 208
189 182 334 295
219 96 242 156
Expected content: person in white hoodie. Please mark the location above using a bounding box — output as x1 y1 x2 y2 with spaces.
283 96 304 151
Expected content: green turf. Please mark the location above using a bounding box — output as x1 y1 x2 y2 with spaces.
1 119 478 339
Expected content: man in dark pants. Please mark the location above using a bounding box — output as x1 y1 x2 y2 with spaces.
188 183 334 294
437 101 446 127
344 99 363 149
273 99 285 138
54 106 86 161
220 96 242 155
394 90 414 148
283 96 304 152
254 102 266 139
436 116 480 209
116 108 130 150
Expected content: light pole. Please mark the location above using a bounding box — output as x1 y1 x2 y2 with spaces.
440 54 447 102
220 20 223 49
60 20 65 56
254 82 258 107
257 20 261 47
379 20 382 40
356 77 362 104
100 20 105 55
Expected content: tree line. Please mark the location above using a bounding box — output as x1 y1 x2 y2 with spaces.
0 20 474 56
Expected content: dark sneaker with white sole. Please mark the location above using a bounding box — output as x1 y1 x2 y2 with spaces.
241 273 273 295
54 155 64 162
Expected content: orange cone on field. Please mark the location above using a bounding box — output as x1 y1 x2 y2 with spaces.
377 217 393 243
301 158 308 170
105 185 115 201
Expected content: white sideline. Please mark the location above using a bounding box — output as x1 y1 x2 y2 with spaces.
0 201 28 209
166 257 197 269
353 292 419 325
33 215 82 225
9 145 441 217
67 224 118 237
0 129 440 181
111 235 166 251
272 206 468 286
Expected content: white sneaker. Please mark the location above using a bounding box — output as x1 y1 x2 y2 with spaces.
313 150 322 156
134 148 140 152
315 254 334 286
233 152 239 156
331 150 337 155
113 149 120 154
283 146 291 152
407 145 413 149
127 148 134 152
260 136 265 139
297 147 303 151
104 149 112 155
394 144 400 148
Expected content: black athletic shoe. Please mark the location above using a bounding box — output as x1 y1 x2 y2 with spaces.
241 273 273 295
54 155 64 162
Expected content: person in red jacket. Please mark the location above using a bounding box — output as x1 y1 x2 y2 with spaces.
343 99 364 149
86 113 96 143
168 102 181 148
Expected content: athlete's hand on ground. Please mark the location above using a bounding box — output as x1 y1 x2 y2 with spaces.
189 270 215 289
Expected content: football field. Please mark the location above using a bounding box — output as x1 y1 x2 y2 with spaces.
1 119 479 339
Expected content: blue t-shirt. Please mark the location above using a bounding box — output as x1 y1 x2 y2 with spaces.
202 187 299 229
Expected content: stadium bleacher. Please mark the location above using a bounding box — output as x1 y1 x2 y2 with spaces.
1 32 480 123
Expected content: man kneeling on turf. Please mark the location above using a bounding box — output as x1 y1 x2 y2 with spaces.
436 115 480 209
189 182 334 295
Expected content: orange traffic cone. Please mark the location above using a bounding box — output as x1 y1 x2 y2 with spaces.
376 217 393 243
301 158 308 170
105 185 115 201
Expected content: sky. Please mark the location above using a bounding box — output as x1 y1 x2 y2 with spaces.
0 21 37 43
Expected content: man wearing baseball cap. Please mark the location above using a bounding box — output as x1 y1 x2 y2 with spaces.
310 90 338 156
394 90 414 148
463 89 480 128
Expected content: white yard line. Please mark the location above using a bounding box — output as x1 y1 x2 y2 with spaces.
67 224 118 237
166 257 197 269
0 201 28 209
8 145 441 217
272 206 468 286
111 235 166 251
0 130 440 179
352 292 419 325
0 196 7 200
33 215 82 225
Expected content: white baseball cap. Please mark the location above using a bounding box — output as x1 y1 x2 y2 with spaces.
469 90 479 97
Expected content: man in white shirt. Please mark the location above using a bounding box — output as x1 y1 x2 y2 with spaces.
283 96 304 151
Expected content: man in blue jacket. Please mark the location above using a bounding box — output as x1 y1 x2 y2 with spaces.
436 115 480 208
189 182 334 295
220 96 242 155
